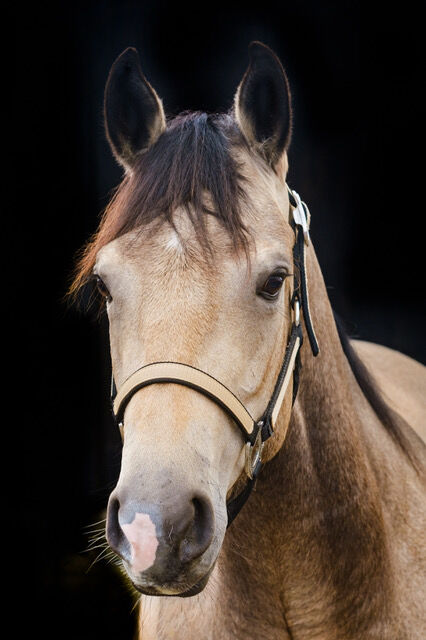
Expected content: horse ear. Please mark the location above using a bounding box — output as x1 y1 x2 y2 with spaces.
104 47 166 171
234 42 292 167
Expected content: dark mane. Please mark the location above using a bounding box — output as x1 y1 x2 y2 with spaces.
69 111 248 298
334 313 421 470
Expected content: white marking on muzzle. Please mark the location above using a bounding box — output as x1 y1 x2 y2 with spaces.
121 512 159 573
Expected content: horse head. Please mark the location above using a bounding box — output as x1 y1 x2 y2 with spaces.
78 42 301 596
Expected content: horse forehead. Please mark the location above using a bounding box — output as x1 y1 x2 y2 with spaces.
95 226 188 277
96 223 224 285
95 225 218 310
96 193 291 280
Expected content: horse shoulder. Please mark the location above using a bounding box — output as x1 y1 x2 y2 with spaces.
352 339 426 443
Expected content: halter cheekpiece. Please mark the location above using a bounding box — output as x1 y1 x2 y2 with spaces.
110 186 319 526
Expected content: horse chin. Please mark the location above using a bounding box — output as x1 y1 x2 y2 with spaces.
174 570 212 597
129 563 215 598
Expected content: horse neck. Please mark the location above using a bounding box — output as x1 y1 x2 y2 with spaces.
222 244 399 637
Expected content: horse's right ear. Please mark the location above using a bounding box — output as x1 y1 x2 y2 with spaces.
104 48 166 172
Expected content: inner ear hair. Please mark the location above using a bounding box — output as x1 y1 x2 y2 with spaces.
104 47 166 172
235 41 292 167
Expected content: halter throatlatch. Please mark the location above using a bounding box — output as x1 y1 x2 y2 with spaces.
110 186 319 526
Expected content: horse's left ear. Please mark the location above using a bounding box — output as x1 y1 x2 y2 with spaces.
104 47 166 172
234 42 292 168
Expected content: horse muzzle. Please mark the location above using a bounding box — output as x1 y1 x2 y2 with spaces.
106 487 217 595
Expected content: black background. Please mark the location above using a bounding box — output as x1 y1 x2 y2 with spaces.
16 1 424 638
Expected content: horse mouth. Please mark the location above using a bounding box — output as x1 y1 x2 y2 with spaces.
130 564 214 598
175 570 211 597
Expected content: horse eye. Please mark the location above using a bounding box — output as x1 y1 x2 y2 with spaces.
260 272 286 300
95 276 112 302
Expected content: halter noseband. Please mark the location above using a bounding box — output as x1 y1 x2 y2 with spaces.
110 186 319 526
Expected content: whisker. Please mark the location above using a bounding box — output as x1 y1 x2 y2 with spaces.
85 547 113 574
87 532 107 545
84 526 106 536
83 542 109 554
130 598 140 614
84 519 107 535
83 517 107 529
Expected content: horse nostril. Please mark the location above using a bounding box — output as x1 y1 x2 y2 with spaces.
106 495 128 559
179 495 215 564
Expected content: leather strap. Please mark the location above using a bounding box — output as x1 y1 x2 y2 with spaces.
113 361 259 444
259 321 303 441
226 465 261 527
288 188 320 356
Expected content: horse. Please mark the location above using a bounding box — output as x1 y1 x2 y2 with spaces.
71 42 426 639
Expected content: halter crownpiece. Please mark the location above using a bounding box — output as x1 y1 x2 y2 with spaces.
290 188 311 245
287 186 320 357
110 186 319 526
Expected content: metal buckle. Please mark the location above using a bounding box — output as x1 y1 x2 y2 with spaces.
291 189 311 246
293 298 300 327
245 425 264 479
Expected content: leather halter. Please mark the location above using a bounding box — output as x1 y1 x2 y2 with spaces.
110 186 319 526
